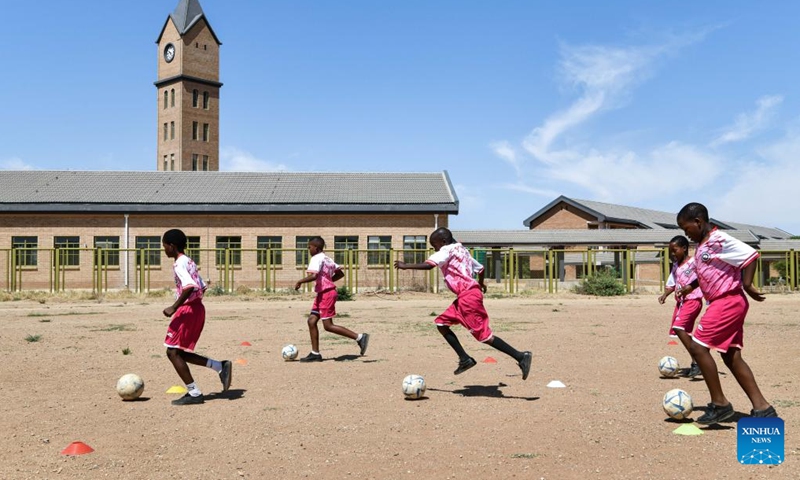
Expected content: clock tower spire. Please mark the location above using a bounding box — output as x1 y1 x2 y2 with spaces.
155 0 222 171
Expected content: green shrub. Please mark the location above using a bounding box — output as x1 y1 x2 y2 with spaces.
573 270 626 296
337 286 354 301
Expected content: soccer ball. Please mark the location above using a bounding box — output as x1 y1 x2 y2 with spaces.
658 356 680 377
116 373 144 401
402 374 426 400
663 388 693 420
281 344 299 361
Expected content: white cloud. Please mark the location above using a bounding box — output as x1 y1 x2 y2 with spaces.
710 95 784 147
0 157 36 170
489 140 522 176
219 147 289 172
498 182 560 199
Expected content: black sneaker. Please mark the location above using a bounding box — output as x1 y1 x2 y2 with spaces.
750 406 778 418
219 360 232 391
357 333 370 356
518 351 532 380
696 402 734 425
300 352 323 362
686 363 701 379
454 357 477 375
171 393 205 406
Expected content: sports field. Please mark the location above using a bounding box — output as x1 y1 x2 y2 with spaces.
0 291 797 479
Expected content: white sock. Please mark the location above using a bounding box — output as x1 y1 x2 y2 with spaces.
356 333 363 341
311 350 320 355
186 382 202 397
206 359 222 372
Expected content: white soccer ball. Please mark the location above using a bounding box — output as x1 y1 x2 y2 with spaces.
663 388 693 420
658 356 680 377
116 373 144 401
281 344 299 361
402 374 426 400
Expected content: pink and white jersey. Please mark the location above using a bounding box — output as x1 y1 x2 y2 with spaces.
173 254 204 303
666 257 703 301
694 228 759 302
425 243 484 296
307 252 340 293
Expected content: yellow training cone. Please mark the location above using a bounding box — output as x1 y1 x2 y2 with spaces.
166 385 188 394
673 424 704 435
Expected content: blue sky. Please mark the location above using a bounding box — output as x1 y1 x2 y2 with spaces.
2 1 799 234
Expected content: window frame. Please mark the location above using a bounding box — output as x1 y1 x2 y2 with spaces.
334 235 359 265
12 236 38 267
215 236 242 267
403 235 428 263
54 236 80 267
367 235 392 265
257 236 283 267
135 236 161 267
94 236 120 267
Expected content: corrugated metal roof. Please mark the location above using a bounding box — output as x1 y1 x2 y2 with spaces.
0 171 458 213
759 239 800 251
452 229 760 247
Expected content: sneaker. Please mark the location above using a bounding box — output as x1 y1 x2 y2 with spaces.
357 333 370 356
696 402 734 425
171 393 205 406
686 363 702 379
518 351 532 381
750 406 778 418
454 357 477 375
219 360 232 392
299 352 323 362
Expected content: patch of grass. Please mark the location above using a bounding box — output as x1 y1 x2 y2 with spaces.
92 324 136 332
337 286 354 301
772 399 798 408
122 347 132 355
337 312 351 318
552 308 559 312
510 453 539 459
28 311 103 317
25 334 42 343
429 311 438 316
38 319 51 323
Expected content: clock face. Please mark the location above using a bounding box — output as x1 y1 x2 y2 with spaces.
164 43 176 63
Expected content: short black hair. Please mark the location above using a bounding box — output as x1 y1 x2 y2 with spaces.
309 236 325 249
677 202 709 223
669 235 690 250
162 229 187 252
430 227 455 245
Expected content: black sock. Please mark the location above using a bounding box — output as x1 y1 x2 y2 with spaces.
439 327 470 360
489 336 523 361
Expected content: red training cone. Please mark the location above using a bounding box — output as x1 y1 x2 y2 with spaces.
240 341 252 346
667 340 678 346
234 358 248 365
482 356 497 364
61 441 94 455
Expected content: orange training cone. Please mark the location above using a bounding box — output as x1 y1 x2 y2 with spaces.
235 358 248 365
240 341 252 346
483 356 497 364
61 441 94 455
668 340 678 346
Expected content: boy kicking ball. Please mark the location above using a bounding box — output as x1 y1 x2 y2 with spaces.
395 227 532 379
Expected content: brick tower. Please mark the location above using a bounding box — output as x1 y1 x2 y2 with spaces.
155 0 222 171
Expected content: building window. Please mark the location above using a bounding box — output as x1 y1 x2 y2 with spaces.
163 123 168 141
163 90 168 109
192 154 198 171
202 123 209 142
334 236 359 265
187 236 201 265
170 153 175 171
403 235 427 263
295 236 313 266
367 236 392 265
216 236 242 266
202 155 208 171
192 121 198 140
192 89 199 108
135 236 161 267
163 156 168 171
54 236 80 267
203 91 209 109
170 88 175 107
170 121 175 140
257 236 283 266
94 236 120 267
12 236 38 267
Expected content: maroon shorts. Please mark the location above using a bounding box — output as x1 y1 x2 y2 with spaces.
692 291 748 353
669 298 702 336
164 300 205 352
435 286 493 343
311 289 337 319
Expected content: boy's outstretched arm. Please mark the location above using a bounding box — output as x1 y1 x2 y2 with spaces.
741 261 765 302
295 272 318 290
658 286 675 304
394 260 434 271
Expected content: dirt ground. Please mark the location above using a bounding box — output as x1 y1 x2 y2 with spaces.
0 290 797 479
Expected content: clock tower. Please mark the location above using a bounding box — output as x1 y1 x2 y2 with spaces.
155 0 222 171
